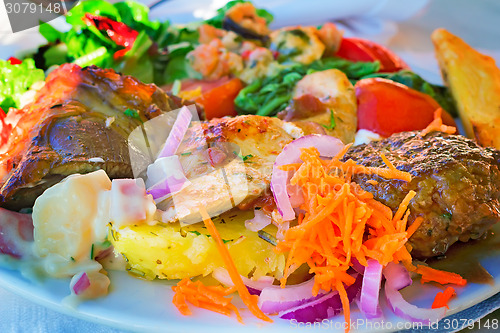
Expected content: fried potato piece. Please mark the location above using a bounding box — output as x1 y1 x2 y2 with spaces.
110 209 285 280
432 28 500 149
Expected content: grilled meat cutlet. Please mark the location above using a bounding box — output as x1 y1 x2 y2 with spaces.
344 131 500 259
0 64 191 210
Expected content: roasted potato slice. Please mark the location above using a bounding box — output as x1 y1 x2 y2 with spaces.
432 28 500 148
110 209 285 280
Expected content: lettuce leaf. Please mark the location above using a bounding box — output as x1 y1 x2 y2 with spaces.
0 59 45 111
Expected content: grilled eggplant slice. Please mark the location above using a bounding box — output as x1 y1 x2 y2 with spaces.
0 64 190 210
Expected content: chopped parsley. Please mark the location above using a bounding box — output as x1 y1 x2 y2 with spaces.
90 244 95 259
321 110 336 130
187 230 231 243
235 152 253 162
124 108 141 120
181 152 192 156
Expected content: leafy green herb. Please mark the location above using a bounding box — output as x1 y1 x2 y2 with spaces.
321 110 337 130
180 152 192 156
236 152 253 162
90 244 95 259
361 70 458 117
101 240 112 248
124 108 140 120
187 230 231 243
0 58 44 111
442 212 453 220
70 257 75 262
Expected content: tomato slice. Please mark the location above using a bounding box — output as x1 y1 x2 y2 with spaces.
336 38 408 72
195 78 244 120
356 78 456 137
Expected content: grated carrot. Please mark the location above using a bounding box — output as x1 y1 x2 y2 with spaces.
406 216 424 238
421 108 457 136
199 206 272 323
416 265 467 286
432 286 456 309
172 278 243 322
276 147 422 331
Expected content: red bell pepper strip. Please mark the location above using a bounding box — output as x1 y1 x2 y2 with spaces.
7 57 22 65
83 14 139 60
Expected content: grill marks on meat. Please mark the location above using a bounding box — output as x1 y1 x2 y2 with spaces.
0 64 187 210
344 131 500 259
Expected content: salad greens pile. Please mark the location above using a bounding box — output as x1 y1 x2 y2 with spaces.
235 58 380 116
34 0 200 84
0 0 456 120
0 59 45 111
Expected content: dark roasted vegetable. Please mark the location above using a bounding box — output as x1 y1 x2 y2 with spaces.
222 16 269 43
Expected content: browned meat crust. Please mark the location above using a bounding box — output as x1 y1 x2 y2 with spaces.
344 131 500 259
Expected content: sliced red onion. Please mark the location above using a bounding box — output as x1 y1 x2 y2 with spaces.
383 262 412 290
360 259 383 319
351 258 365 275
0 207 33 259
157 106 192 158
146 155 190 202
245 209 272 232
278 273 363 323
271 135 345 221
110 179 156 225
70 272 90 296
258 278 324 314
383 263 446 325
212 268 274 295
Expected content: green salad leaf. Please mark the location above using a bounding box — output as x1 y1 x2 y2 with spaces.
362 70 458 117
235 58 380 116
33 0 184 85
0 59 45 111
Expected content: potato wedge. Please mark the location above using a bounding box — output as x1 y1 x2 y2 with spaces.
432 28 500 148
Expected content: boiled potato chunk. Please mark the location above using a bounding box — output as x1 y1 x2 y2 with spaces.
111 209 285 280
432 28 500 149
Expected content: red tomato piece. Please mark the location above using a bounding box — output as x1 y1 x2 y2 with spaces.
355 78 456 137
196 78 244 119
336 37 408 72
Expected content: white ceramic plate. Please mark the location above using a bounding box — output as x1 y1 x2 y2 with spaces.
0 222 499 333
1 1 499 332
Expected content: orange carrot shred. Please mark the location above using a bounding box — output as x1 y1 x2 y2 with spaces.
199 206 272 323
421 108 457 136
432 286 456 309
172 278 243 323
406 216 424 238
276 147 428 332
416 265 467 286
